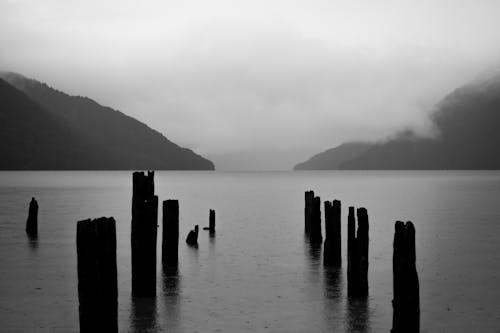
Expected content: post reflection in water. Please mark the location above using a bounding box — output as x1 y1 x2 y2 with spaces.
27 235 38 251
346 296 371 333
130 296 158 332
323 266 342 299
304 232 322 264
304 237 322 285
322 264 344 328
162 266 181 331
208 232 216 246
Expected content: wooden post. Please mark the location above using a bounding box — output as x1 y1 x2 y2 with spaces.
347 206 357 296
77 217 118 333
131 171 158 297
162 200 179 268
348 206 369 297
203 209 216 233
324 201 332 261
209 209 216 233
186 225 199 246
26 197 38 236
357 208 369 296
304 191 314 234
310 196 322 244
324 200 341 266
392 221 420 333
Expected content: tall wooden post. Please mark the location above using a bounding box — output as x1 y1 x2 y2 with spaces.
304 191 314 234
77 217 118 333
348 206 369 297
347 206 357 295
209 209 216 233
357 208 369 296
131 171 158 297
162 200 179 268
310 196 322 244
392 221 420 333
324 200 341 266
26 197 38 236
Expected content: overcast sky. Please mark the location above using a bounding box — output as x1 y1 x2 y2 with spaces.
1 0 500 168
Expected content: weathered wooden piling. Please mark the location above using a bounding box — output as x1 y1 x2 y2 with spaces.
324 200 341 266
347 206 357 295
186 225 199 246
304 191 314 234
162 200 179 268
26 197 38 236
357 208 369 296
131 171 158 297
310 196 323 244
77 217 118 333
392 221 420 333
203 209 216 233
347 206 369 297
209 209 216 233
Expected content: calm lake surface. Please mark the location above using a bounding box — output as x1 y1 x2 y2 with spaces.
0 171 499 332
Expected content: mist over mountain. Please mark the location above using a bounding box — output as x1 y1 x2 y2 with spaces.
296 72 500 170
294 142 371 170
0 72 214 170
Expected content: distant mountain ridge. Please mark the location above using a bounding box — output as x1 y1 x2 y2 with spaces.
294 142 371 170
295 72 500 170
0 72 214 170
0 78 114 169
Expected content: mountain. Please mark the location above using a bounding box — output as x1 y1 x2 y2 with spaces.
0 72 214 170
0 78 115 169
298 72 500 170
293 142 371 170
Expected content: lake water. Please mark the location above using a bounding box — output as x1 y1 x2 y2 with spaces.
0 171 499 332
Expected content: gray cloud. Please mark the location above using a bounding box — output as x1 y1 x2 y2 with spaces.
1 0 500 167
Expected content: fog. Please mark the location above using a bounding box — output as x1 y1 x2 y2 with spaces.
1 0 500 169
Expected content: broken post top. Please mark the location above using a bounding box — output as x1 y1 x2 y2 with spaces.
325 199 341 209
395 220 415 233
395 221 415 239
186 225 199 246
77 217 117 257
324 199 341 217
77 216 116 231
356 207 369 231
132 171 155 199
30 198 38 209
26 197 39 236
395 221 416 262
163 199 179 211
357 207 367 218
207 209 216 232
29 198 38 209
